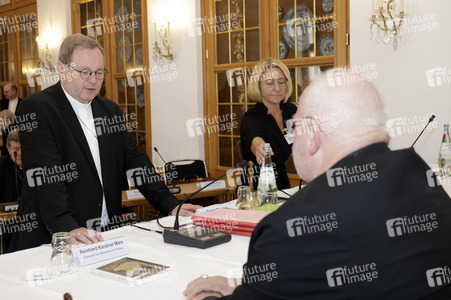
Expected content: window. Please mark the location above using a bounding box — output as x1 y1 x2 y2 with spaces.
202 0 349 186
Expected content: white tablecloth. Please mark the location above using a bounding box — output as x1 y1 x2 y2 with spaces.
0 216 250 299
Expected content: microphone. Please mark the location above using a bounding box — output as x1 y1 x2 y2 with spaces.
13 151 21 202
411 114 436 148
153 147 167 164
163 160 247 249
153 147 180 194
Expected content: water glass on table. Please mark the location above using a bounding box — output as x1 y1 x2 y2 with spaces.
50 232 73 274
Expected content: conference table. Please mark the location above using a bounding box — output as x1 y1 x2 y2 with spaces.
0 216 249 299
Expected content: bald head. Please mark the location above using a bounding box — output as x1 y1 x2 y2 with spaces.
3 82 17 100
293 70 389 182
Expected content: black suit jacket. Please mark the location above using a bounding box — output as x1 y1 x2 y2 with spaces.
9 82 179 252
240 102 297 189
0 97 22 111
0 155 22 203
219 143 451 299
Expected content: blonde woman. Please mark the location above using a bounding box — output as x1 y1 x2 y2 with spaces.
240 58 297 189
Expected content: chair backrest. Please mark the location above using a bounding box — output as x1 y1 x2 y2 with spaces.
164 159 208 184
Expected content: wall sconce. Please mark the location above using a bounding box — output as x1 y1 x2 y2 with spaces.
369 0 405 50
36 36 55 72
153 17 174 62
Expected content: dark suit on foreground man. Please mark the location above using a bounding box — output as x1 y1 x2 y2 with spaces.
9 34 200 252
184 71 451 299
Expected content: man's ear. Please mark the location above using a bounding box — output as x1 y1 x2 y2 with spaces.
307 121 321 156
57 61 66 74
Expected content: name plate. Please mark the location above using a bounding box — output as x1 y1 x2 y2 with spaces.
198 180 226 191
72 236 129 266
126 189 144 199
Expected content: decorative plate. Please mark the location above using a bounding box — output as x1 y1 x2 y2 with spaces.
115 4 130 18
278 6 283 20
319 34 334 56
135 47 143 66
279 38 288 59
118 36 132 62
283 5 314 52
136 87 144 108
322 0 334 13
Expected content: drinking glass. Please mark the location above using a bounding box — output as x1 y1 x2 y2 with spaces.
50 232 73 274
236 186 251 208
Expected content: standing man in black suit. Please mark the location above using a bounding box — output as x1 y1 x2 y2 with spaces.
9 34 200 252
184 71 451 299
0 129 22 203
1 82 22 113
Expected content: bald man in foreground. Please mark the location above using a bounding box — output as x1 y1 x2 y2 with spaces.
184 71 451 299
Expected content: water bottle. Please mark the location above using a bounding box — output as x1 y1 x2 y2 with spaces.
257 143 278 206
438 124 451 175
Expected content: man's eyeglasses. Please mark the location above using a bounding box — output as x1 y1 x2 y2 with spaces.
286 117 319 135
67 65 108 80
262 79 287 89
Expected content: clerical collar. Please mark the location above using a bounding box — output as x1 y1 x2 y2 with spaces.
61 86 92 111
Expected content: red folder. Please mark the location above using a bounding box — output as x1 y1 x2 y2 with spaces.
191 209 270 236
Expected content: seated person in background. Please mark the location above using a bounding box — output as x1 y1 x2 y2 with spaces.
184 71 451 299
240 58 297 190
0 129 22 203
0 109 14 156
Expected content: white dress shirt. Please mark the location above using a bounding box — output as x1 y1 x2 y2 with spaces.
8 97 18 114
62 87 110 227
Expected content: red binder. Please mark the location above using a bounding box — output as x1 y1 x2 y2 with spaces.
191 209 271 236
